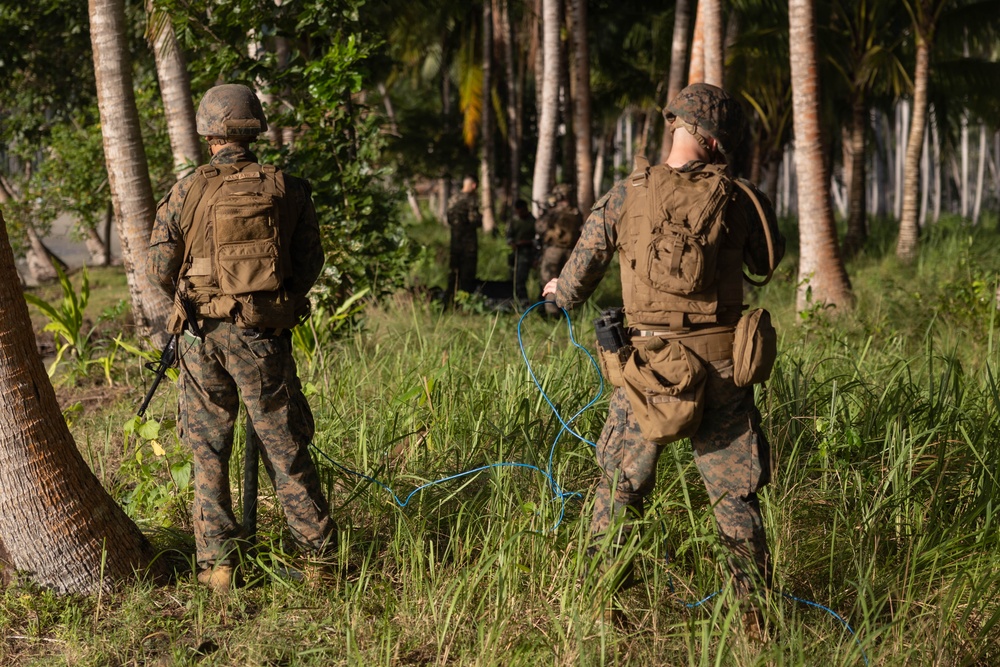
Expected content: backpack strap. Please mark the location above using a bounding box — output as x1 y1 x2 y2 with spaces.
732 179 776 287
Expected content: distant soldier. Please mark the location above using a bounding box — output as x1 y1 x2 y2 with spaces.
447 176 482 298
506 199 536 306
147 84 337 592
536 183 583 316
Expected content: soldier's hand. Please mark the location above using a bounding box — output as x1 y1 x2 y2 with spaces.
542 278 558 298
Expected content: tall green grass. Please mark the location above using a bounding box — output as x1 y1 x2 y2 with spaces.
4 217 1000 665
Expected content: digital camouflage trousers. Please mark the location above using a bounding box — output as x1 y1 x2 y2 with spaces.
589 357 772 594
179 320 337 568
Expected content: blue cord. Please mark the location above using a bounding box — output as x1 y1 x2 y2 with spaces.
310 300 601 530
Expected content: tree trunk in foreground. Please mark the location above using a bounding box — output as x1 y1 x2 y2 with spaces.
789 0 853 313
90 0 172 341
0 211 162 594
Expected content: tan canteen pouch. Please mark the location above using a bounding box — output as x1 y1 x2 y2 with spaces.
733 308 777 387
621 337 707 444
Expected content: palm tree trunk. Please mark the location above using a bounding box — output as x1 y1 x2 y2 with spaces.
688 0 705 84
480 0 497 234
567 0 594 211
972 122 986 225
702 0 723 86
789 0 853 312
147 0 201 177
842 97 868 256
659 0 692 163
531 0 560 217
90 0 172 340
500 0 520 208
0 212 162 594
896 33 931 261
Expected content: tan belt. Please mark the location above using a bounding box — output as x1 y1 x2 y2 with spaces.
630 325 735 363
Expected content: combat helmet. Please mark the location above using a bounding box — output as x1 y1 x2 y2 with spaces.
196 84 268 138
664 83 747 161
546 183 574 208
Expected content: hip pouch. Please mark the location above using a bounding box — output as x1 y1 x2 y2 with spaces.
732 308 777 387
621 337 707 444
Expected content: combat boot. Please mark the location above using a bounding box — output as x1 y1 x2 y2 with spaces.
197 565 236 594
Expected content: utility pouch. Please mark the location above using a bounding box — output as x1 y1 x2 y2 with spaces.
621 336 707 444
732 308 777 387
594 308 631 387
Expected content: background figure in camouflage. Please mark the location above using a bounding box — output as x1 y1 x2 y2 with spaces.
506 199 536 306
147 84 336 590
447 176 482 299
535 184 583 316
543 84 785 609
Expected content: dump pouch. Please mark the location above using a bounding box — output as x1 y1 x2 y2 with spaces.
621 336 707 444
732 308 777 387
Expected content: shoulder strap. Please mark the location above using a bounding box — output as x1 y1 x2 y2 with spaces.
732 179 776 287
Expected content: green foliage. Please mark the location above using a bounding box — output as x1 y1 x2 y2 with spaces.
120 415 192 527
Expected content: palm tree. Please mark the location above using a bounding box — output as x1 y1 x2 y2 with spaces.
568 0 594 211
90 0 172 341
531 0 560 216
659 0 693 164
789 0 853 312
147 0 201 177
702 0 724 85
0 211 163 594
480 0 497 234
829 0 909 256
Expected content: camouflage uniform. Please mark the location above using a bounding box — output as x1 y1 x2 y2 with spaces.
537 192 583 315
147 141 336 569
554 165 784 594
447 190 482 295
506 205 536 304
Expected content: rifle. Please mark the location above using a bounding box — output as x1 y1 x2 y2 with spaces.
137 336 177 419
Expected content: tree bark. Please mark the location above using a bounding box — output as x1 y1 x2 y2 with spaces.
701 0 723 86
500 0 520 210
842 97 868 257
90 0 172 341
896 31 931 261
531 0 561 217
789 0 853 313
659 0 692 164
567 0 594 211
0 212 162 594
147 0 201 178
480 0 497 234
688 0 705 84
972 123 986 225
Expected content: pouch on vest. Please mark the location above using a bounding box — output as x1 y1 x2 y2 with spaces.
732 308 777 387
621 337 707 444
213 181 282 296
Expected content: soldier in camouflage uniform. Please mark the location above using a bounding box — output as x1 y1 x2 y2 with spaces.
506 199 536 306
447 176 482 299
536 184 583 316
543 84 785 615
147 84 337 592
